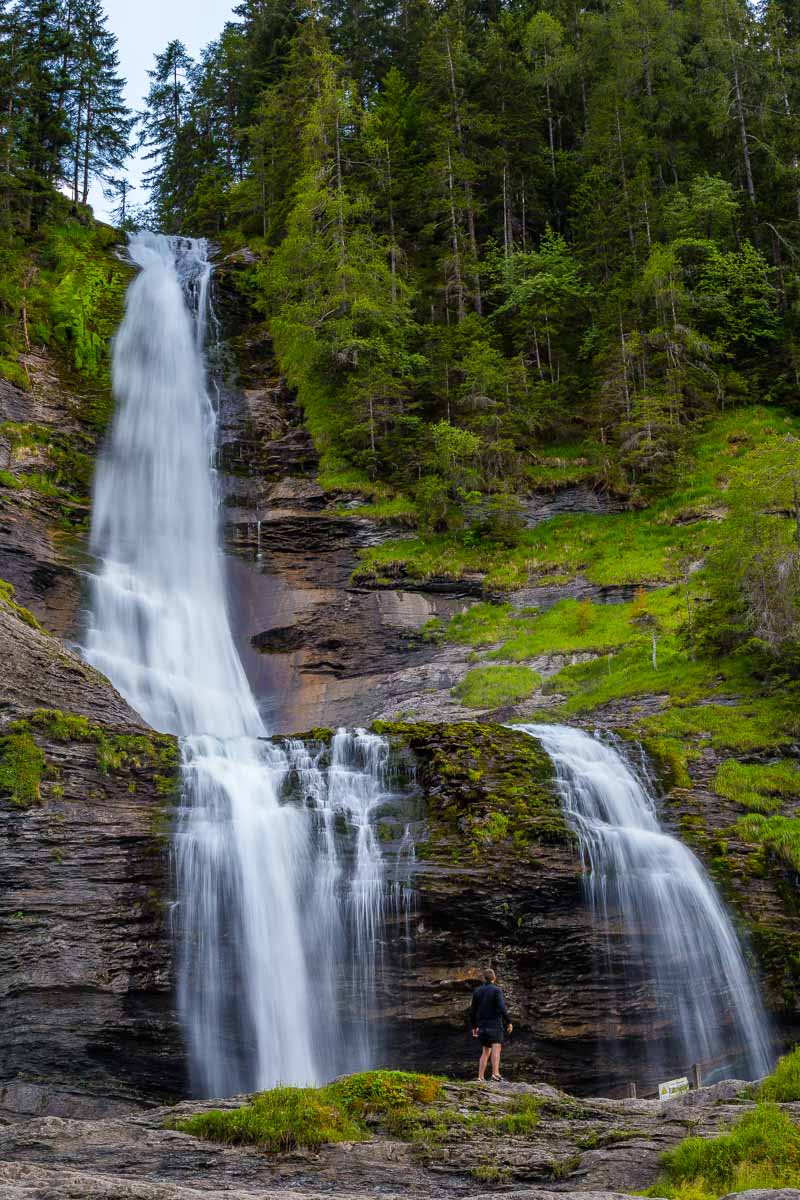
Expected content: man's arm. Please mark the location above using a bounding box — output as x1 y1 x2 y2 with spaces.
499 988 512 1029
470 990 479 1030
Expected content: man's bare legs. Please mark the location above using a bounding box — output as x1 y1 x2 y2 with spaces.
490 1042 502 1079
478 1045 492 1081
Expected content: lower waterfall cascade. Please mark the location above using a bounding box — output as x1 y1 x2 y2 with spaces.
84 232 408 1095
516 723 773 1084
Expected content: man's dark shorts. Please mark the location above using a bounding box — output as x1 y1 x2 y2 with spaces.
479 1024 504 1047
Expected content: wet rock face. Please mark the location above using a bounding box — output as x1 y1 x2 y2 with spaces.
370 723 710 1098
0 352 97 639
214 354 627 734
0 603 184 1119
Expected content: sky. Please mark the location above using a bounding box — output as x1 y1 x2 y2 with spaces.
89 0 236 221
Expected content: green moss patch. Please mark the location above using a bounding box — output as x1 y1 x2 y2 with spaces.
453 665 542 709
733 815 800 873
713 760 800 814
0 732 46 808
374 721 567 858
0 579 43 631
171 1070 442 1153
27 709 178 774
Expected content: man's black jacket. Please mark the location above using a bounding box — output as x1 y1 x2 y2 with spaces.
470 983 510 1029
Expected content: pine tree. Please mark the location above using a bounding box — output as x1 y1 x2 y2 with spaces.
139 38 193 228
69 0 131 206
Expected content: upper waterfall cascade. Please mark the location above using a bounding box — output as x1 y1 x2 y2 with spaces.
85 233 403 1095
516 723 773 1082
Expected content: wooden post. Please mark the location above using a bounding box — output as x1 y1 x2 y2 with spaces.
691 1063 702 1091
627 1080 638 1099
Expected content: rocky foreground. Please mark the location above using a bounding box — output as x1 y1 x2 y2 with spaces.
1 1078 795 1200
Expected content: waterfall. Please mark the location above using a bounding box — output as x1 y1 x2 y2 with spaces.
85 233 400 1095
517 723 773 1083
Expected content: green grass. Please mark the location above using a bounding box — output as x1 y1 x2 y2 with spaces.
351 408 800 597
641 700 800 753
173 1086 365 1152
493 1095 541 1134
713 760 800 814
172 1071 443 1153
444 601 517 646
353 510 701 592
0 469 23 490
543 641 725 714
453 665 542 708
0 732 46 808
0 579 42 630
649 1102 800 1200
525 442 600 489
335 494 419 522
734 814 800 872
759 1046 800 1102
491 591 685 660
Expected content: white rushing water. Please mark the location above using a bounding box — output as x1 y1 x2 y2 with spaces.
86 233 400 1095
516 724 773 1081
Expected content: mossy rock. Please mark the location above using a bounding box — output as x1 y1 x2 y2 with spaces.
372 721 570 862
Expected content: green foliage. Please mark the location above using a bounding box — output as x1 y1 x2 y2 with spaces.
174 1086 364 1152
759 1046 800 1102
172 1071 443 1153
373 721 567 856
713 760 800 814
734 815 800 873
454 665 542 709
131 0 800 500
33 220 129 426
493 1095 541 1135
651 1104 800 1200
0 732 46 808
445 602 516 647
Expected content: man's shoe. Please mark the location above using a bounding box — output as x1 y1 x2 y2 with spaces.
490 1074 502 1082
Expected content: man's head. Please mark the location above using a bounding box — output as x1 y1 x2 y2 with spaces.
483 968 496 983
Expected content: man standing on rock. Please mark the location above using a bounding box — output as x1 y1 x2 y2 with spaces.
471 968 513 1082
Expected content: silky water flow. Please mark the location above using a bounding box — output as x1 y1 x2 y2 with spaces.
516 724 773 1083
86 233 401 1095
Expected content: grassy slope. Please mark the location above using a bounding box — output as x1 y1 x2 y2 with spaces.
356 407 800 1007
